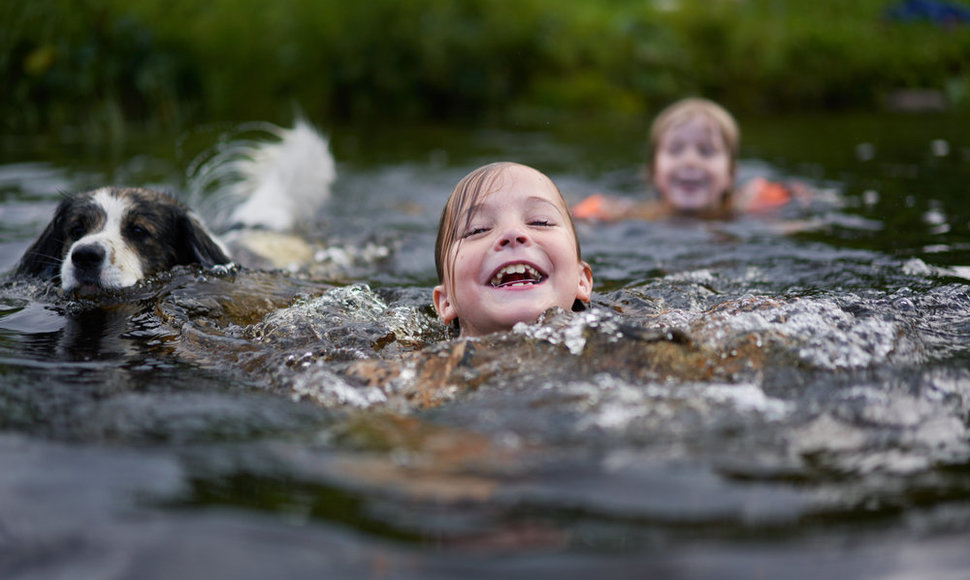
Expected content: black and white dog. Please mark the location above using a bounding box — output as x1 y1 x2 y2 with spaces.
15 187 231 295
14 120 335 296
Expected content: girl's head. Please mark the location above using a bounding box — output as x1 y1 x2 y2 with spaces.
647 98 739 213
433 162 593 338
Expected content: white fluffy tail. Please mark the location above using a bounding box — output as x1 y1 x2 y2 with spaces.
187 119 336 232
227 120 334 231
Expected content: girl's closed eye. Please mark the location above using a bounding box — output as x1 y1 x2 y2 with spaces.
529 218 555 227
699 143 719 157
666 141 685 156
462 225 489 238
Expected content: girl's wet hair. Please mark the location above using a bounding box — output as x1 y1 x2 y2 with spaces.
434 162 587 333
434 161 583 283
647 97 740 200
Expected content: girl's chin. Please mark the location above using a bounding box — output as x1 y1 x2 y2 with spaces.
668 192 715 210
478 302 549 330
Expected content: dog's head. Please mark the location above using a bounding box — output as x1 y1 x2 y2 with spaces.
15 187 231 295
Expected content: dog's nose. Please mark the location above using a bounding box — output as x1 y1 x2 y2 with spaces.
71 244 106 271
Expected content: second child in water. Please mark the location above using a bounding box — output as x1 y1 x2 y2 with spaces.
433 162 593 338
573 97 800 221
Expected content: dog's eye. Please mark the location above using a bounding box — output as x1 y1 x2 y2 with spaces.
126 224 150 239
68 222 86 239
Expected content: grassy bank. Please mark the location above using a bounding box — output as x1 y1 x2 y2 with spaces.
3 0 970 134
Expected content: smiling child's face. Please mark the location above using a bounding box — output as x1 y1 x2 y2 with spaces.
653 116 732 212
433 164 592 338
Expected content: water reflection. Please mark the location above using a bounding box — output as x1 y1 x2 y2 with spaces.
20 304 144 362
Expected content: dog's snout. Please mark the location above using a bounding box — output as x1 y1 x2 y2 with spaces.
71 244 106 271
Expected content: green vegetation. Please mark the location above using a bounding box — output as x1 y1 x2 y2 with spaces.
3 0 970 134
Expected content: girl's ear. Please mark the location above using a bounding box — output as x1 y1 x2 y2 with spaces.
576 261 593 303
432 284 458 326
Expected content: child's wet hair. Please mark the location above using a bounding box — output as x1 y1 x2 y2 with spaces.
647 97 740 188
434 161 583 284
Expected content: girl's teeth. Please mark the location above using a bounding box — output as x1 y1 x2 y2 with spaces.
491 263 541 286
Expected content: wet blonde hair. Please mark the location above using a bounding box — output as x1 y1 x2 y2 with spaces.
648 98 740 199
434 162 586 331
434 161 582 283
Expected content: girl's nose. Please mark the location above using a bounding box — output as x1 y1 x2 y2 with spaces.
682 146 702 164
496 228 530 249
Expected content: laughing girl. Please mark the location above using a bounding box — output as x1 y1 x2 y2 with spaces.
433 162 593 338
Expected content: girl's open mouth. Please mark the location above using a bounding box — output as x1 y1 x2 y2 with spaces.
672 175 708 191
489 263 545 288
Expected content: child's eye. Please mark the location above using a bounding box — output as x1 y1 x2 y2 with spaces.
462 226 488 238
529 219 554 227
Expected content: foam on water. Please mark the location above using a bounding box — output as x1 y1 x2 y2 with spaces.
512 306 627 355
289 362 388 408
652 294 914 369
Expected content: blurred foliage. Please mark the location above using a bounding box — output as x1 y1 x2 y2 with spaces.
3 0 970 134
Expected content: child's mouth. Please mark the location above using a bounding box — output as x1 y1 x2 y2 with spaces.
489 263 545 287
672 175 708 191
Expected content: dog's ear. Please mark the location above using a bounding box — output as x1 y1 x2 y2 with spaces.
177 213 231 268
15 201 70 279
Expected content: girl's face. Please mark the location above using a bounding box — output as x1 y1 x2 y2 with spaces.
433 165 592 338
653 116 732 212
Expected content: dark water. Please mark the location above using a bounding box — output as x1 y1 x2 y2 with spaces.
1 113 970 579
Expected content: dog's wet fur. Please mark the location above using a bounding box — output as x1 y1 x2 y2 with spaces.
15 187 231 296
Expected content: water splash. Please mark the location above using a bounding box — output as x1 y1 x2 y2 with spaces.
513 307 628 355
651 294 918 370
289 361 388 408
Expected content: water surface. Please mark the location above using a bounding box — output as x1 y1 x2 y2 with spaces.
0 113 969 578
